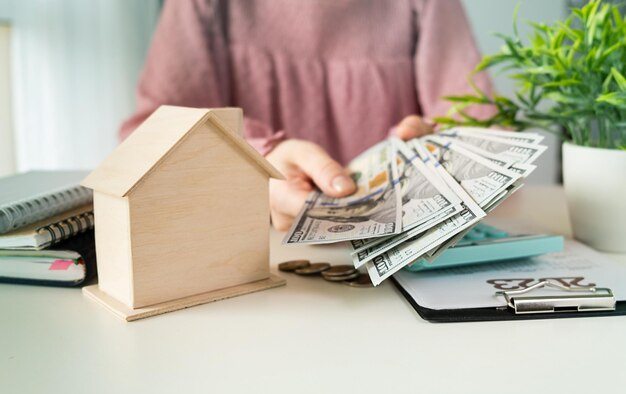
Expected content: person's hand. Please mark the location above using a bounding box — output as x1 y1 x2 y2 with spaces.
394 115 435 140
266 139 357 231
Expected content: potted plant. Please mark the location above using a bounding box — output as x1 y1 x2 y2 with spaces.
436 0 626 253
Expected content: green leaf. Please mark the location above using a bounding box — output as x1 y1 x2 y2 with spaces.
474 53 512 72
545 92 586 104
529 21 550 36
611 6 622 29
456 109 481 123
550 29 567 50
442 95 492 104
495 34 524 60
602 73 614 92
542 79 582 88
432 117 460 126
556 21 584 42
493 95 516 108
596 92 626 107
610 67 626 91
586 0 602 29
519 66 560 76
572 9 585 23
531 32 547 48
512 2 521 39
515 92 531 107
597 41 623 64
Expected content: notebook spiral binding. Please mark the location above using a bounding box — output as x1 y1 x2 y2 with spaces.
38 211 95 245
0 187 92 233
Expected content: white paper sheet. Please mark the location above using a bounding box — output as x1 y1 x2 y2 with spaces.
393 240 626 310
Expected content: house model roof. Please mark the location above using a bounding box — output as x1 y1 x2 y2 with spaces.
82 105 283 197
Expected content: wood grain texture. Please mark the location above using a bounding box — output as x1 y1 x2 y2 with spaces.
82 274 286 322
206 112 284 180
82 106 209 196
83 106 283 311
127 122 271 308
81 106 283 198
208 107 243 136
92 192 134 306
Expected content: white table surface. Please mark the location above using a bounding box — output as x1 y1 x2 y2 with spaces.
1 186 625 394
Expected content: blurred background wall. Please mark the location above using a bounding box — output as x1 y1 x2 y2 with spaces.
0 0 160 176
0 0 568 183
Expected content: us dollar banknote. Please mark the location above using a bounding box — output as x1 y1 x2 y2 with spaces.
363 141 486 285
365 200 485 286
283 140 402 245
434 137 538 178
352 205 459 267
422 181 526 263
415 137 527 262
410 139 492 261
350 139 463 266
420 135 522 208
349 138 462 255
441 126 545 145
437 128 547 164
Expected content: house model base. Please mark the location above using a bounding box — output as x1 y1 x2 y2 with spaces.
82 274 286 322
79 106 288 322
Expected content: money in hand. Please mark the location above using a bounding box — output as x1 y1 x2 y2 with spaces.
283 141 402 245
283 127 548 286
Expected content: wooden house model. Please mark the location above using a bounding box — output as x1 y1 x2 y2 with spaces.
81 106 285 321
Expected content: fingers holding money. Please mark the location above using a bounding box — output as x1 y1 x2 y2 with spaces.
395 115 435 140
269 179 310 231
266 139 357 231
286 141 356 197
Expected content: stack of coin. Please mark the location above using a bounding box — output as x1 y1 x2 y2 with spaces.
321 265 359 282
278 259 373 288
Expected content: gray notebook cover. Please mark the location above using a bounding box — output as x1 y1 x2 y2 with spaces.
0 171 92 233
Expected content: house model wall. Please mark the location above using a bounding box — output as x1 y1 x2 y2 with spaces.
81 106 285 319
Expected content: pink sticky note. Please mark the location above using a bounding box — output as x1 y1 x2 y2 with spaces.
49 260 73 271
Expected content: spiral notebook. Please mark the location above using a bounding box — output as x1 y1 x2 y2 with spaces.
0 230 97 287
0 205 94 249
0 171 92 234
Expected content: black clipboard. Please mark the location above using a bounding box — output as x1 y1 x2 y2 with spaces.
392 277 626 323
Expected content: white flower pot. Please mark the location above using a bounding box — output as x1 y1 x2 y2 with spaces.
562 142 626 253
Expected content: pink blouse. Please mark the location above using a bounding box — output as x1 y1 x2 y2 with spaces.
120 0 494 164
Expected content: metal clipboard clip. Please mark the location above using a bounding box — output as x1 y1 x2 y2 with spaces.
496 279 616 314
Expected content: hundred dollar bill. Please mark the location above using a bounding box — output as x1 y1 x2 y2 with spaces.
393 138 463 230
420 135 522 208
365 198 485 286
422 181 526 263
363 141 486 284
352 205 459 267
349 139 462 255
283 140 402 245
408 139 490 260
434 137 538 177
508 162 537 178
413 138 516 260
440 126 545 145
418 139 529 263
437 129 547 164
432 137 517 168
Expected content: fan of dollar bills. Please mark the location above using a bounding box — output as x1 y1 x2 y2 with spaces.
283 127 547 286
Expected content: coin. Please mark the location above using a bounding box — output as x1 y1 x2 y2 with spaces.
294 262 331 275
322 271 360 282
344 273 374 288
322 265 357 277
278 259 311 272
